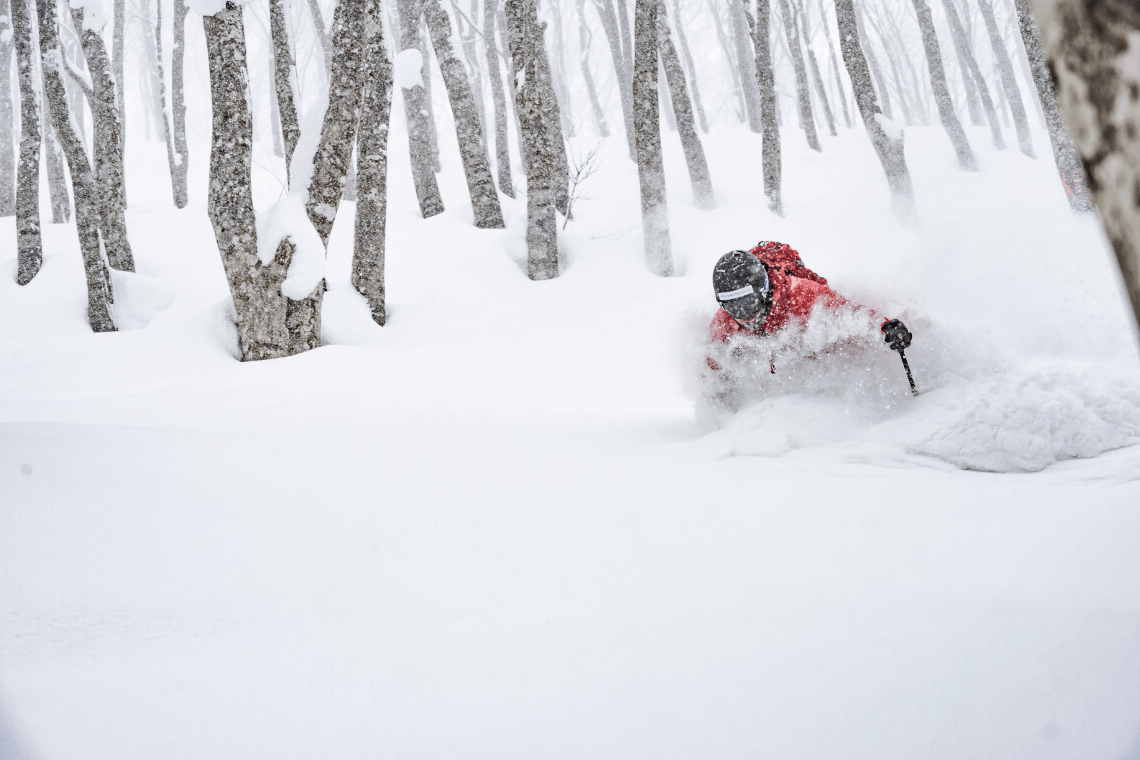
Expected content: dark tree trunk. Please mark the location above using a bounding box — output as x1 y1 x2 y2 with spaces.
633 0 671 275
1 0 16 217
353 0 393 326
754 0 782 214
398 0 444 218
11 0 41 284
270 0 301 181
835 0 915 223
577 0 610 136
504 0 559 280
595 0 636 158
657 0 712 209
171 0 188 208
910 0 975 169
1013 0 1091 212
36 0 115 331
777 0 820 150
941 0 1004 148
979 0 1033 156
483 0 515 197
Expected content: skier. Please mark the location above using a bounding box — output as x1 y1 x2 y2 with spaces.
706 241 912 372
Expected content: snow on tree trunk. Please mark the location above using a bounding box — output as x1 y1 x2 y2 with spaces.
576 0 610 137
398 0 444 218
1 0 15 217
941 0 1003 149
170 0 188 209
270 0 300 181
656 0 712 210
1014 0 1092 213
11 0 41 284
595 0 636 159
668 0 706 134
483 0 514 197
416 14 440 173
797 0 837 137
910 0 975 169
423 0 505 229
979 0 1033 156
204 2 294 361
754 0 782 214
36 0 114 331
1025 0 1140 332
835 0 915 224
777 0 820 150
633 0 672 276
530 12 570 215
71 6 134 272
504 0 559 280
353 0 393 326
112 0 125 191
41 106 69 224
730 0 762 132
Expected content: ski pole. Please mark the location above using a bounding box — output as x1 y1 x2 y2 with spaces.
898 348 918 395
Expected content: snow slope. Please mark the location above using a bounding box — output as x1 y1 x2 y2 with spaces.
3 82 1140 760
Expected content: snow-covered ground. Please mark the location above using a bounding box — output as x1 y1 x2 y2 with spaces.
3 83 1140 759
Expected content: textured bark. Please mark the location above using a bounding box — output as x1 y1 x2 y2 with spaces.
851 3 893 121
616 0 632 75
504 0 559 280
668 0 705 133
398 0 444 218
595 0 635 158
911 0 975 169
942 0 1003 148
796 0 836 137
1014 0 1091 212
11 0 41 283
1026 0 1139 331
170 0 188 208
423 0 504 228
979 0 1033 156
307 0 332 74
730 0 761 132
71 6 134 272
819 0 853 128
546 0 574 137
777 0 820 150
577 0 610 136
633 0 671 275
531 13 570 215
112 0 125 185
416 14 440 173
270 0 300 180
1 0 15 217
483 0 514 197
353 0 393 326
36 0 115 331
656 0 711 210
457 0 488 135
754 0 782 214
41 105 69 223
835 0 915 223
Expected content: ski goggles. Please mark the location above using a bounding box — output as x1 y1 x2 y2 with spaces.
716 272 771 326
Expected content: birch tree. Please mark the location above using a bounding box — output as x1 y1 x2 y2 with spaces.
41 104 69 224
398 0 444 218
112 0 124 175
669 0 706 133
595 0 635 158
1 0 14 217
754 0 781 214
852 1 894 121
979 0 1033 156
530 8 570 215
483 0 514 196
633 0 671 275
941 0 1003 148
12 0 40 284
777 0 820 150
910 0 975 169
818 0 852 128
655 0 711 210
730 0 761 132
796 0 837 137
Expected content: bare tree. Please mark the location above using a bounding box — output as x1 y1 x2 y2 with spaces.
979 0 1033 156
398 0 444 218
483 0 514 196
0 0 15 217
797 0 837 137
818 0 853 128
307 0 332 74
851 1 894 121
11 0 41 284
730 0 762 132
504 0 559 280
777 0 820 149
633 0 671 275
170 0 188 208
754 0 782 214
669 0 707 133
910 0 975 169
530 8 570 215
941 0 1003 148
576 0 610 137
41 103 69 224
594 0 636 158
453 0 487 135
270 0 300 180
112 0 125 184
940 0 983 125
835 0 915 223
1025 0 1140 333
712 1 746 124
36 0 114 331
545 0 574 137
423 0 505 228
657 0 712 209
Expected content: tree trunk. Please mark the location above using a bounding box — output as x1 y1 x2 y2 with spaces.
151 0 178 205
546 0 574 137
530 13 570 215
851 3 894 121
730 0 762 132
657 0 712 210
1 0 16 217
1013 0 1091 212
595 0 636 158
668 0 706 133
941 0 983 125
819 0 853 128
776 0 820 150
911 0 975 169
483 0 514 197
353 0 393 326
835 0 915 223
398 0 444 218
204 2 292 361
1025 0 1140 332
754 0 782 214
504 0 559 280
270 0 301 181
423 0 505 228
170 0 188 208
797 0 837 137
112 0 125 194
41 91 70 223
979 0 1033 156
861 5 916 124
577 0 610 137
36 0 115 331
941 0 1004 149
417 14 441 173
71 5 134 272
633 0 671 275
712 1 747 124
11 0 41 284
307 0 332 75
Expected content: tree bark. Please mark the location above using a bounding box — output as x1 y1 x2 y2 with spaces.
754 0 782 214
170 0 188 208
307 0 332 75
398 0 444 218
777 0 820 150
270 0 301 181
11 0 41 284
819 0 853 128
941 0 984 125
941 0 1003 148
595 0 636 158
423 0 505 228
353 0 393 326
1013 0 1091 212
979 0 1033 156
153 0 178 204
36 0 115 331
112 0 125 192
530 12 570 215
456 0 488 137
796 0 837 137
546 0 574 137
41 104 69 223
730 0 762 132
851 2 894 121
668 0 706 133
712 1 746 124
483 0 514 197
577 0 610 137
657 0 712 210
633 0 671 275
1025 0 1140 332
1 0 16 217
910 0 975 169
835 0 915 223
504 0 559 280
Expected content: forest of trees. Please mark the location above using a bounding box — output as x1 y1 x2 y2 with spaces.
1 0 1137 360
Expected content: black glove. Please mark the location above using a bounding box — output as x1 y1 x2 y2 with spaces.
881 318 912 351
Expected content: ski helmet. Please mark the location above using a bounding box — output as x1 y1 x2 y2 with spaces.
713 250 772 328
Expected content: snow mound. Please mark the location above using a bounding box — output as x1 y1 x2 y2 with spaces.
108 269 175 330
